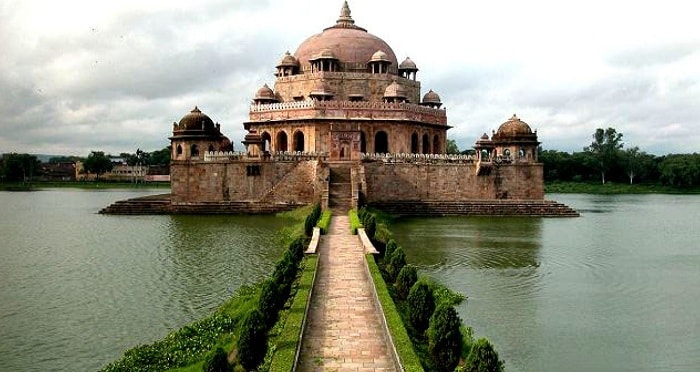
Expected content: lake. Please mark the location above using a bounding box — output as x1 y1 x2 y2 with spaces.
0 189 291 371
391 194 700 372
1 191 698 371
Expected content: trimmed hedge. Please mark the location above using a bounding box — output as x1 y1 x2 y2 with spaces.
349 209 362 234
366 256 424 372
316 210 332 235
269 255 318 372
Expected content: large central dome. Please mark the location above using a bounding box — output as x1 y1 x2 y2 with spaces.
294 1 398 72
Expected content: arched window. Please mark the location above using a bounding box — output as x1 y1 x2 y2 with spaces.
293 131 305 152
208 144 215 153
411 133 419 153
422 133 430 154
360 132 367 153
519 148 526 158
191 144 199 158
374 131 389 153
176 144 183 156
433 135 441 154
261 132 271 152
276 131 288 152
481 149 489 161
503 148 511 157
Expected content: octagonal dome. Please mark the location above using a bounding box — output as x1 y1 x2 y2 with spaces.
178 106 215 131
399 56 417 70
422 89 441 104
496 114 533 137
254 84 276 101
294 2 398 71
276 51 299 68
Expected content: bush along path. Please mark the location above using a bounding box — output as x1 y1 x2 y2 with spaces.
100 204 324 372
297 214 398 371
356 207 506 372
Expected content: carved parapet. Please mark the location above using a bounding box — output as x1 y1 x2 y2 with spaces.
249 100 447 125
360 152 477 164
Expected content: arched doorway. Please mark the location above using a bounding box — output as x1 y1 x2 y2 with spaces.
191 144 199 158
360 132 367 153
374 131 389 153
422 133 430 154
276 131 288 152
293 131 305 152
261 132 271 152
433 135 441 154
411 132 419 153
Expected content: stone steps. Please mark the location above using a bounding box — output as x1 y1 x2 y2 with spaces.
368 200 580 217
328 164 352 211
100 194 302 215
99 194 172 214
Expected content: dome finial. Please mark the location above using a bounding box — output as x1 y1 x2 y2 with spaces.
337 1 355 26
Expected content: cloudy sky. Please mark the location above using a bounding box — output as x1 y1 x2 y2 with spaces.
1 0 698 156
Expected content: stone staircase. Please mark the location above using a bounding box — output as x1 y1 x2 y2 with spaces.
99 194 172 215
328 163 352 213
368 200 580 217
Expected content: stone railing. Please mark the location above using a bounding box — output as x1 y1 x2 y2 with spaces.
203 151 328 162
361 152 477 164
249 99 447 125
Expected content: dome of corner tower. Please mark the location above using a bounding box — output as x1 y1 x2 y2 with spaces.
178 106 215 131
496 114 534 137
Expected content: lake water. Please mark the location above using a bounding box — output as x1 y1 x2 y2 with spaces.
0 189 290 371
391 194 700 372
1 191 698 371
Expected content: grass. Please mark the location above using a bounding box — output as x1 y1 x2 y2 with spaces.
545 181 700 194
268 255 318 372
366 256 424 372
316 210 332 235
349 208 362 234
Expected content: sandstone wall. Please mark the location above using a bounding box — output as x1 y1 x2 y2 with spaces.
361 162 544 202
171 160 323 205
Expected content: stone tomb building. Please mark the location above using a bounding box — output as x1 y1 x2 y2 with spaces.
162 2 577 216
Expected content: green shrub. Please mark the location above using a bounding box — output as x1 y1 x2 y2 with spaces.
387 248 407 282
289 236 305 264
236 309 268 371
428 304 463 372
258 278 282 329
395 265 418 300
358 206 369 224
407 281 435 333
465 338 505 372
317 210 332 234
304 214 315 237
272 251 298 297
364 214 376 240
385 239 398 260
202 347 230 372
349 209 362 234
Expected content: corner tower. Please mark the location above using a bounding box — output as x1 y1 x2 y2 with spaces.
245 1 450 160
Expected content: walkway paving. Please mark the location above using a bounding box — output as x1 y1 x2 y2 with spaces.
297 215 397 372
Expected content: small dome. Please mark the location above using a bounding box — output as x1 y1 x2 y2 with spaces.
422 89 441 104
370 50 390 63
496 114 534 137
399 56 417 70
254 84 276 101
276 51 299 68
310 80 334 96
384 81 407 98
178 106 215 131
310 48 337 61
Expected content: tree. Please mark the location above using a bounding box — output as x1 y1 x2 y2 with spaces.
428 304 464 372
83 151 113 181
446 139 460 155
466 338 505 372
387 247 407 282
1 153 41 182
584 127 623 184
236 309 268 371
395 265 418 300
149 146 171 165
407 281 435 333
202 347 230 372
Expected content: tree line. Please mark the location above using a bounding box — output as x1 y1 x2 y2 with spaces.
1 147 170 182
540 127 700 187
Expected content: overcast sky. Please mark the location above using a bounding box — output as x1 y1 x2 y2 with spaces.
1 0 698 156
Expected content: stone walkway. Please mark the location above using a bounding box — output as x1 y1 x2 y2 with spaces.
297 215 397 372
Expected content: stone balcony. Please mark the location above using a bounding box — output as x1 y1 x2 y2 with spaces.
248 100 448 126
